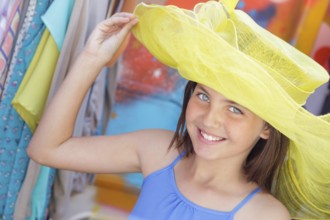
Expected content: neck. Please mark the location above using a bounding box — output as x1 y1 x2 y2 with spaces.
185 154 249 189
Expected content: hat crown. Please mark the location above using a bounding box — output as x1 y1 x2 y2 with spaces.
193 1 329 105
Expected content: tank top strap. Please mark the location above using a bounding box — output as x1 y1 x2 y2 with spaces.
231 187 261 214
170 150 186 167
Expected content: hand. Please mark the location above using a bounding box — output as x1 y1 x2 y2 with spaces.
84 12 138 67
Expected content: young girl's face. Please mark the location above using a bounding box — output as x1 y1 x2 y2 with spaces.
185 84 270 161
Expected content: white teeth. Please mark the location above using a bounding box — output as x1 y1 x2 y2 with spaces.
200 131 222 141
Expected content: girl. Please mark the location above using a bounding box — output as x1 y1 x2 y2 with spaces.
28 1 330 219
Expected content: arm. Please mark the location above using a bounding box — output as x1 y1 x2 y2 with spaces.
27 13 144 173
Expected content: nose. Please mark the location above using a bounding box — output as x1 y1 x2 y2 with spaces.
202 106 222 128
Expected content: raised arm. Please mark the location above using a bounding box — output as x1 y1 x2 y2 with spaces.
27 13 146 173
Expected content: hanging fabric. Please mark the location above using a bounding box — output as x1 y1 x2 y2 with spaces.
11 29 59 132
0 0 24 100
12 1 74 219
43 1 112 219
0 0 53 218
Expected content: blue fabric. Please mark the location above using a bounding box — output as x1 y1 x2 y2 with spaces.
41 0 75 50
0 0 52 218
129 152 261 220
30 166 55 220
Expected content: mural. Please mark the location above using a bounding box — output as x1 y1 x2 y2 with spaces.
107 36 186 136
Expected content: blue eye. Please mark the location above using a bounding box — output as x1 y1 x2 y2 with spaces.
197 93 210 102
229 106 243 114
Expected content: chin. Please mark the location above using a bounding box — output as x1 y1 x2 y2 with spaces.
193 145 220 161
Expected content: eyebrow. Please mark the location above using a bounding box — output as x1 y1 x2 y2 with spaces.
196 84 209 94
196 84 241 106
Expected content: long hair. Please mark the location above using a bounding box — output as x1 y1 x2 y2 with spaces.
169 81 289 192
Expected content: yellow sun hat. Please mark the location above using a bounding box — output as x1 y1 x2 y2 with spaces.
131 1 330 219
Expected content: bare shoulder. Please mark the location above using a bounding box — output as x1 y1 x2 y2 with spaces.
135 129 179 176
236 190 291 220
256 193 291 220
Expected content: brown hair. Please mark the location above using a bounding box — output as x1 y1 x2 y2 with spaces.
169 81 289 192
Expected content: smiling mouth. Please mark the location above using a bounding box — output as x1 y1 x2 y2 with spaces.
199 130 226 142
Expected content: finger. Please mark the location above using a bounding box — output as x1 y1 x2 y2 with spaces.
111 12 136 18
116 17 138 37
108 12 136 24
101 15 137 29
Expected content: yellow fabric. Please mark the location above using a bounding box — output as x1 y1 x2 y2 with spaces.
12 29 59 132
132 1 330 219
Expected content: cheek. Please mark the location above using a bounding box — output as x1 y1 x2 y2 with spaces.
185 100 195 122
241 121 267 142
185 103 194 137
226 119 265 139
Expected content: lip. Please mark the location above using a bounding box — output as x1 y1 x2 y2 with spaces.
197 128 225 145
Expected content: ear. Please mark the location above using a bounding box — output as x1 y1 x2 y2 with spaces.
259 124 271 140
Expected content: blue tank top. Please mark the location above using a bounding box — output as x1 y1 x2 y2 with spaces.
129 152 261 220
